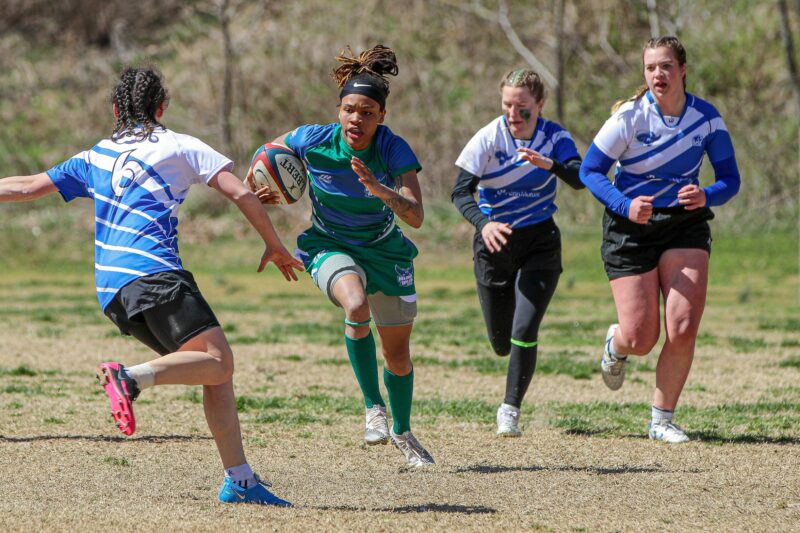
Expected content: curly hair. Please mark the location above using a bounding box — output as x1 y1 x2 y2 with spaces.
111 66 170 141
331 44 398 101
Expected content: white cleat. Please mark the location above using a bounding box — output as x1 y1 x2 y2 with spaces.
390 429 435 468
601 324 627 391
496 403 522 437
648 421 690 443
364 405 390 445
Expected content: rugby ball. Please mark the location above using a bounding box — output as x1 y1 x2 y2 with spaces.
246 143 307 205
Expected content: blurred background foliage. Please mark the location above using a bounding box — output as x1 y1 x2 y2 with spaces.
0 0 797 264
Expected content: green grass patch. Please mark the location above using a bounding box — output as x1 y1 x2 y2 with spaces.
0 365 38 377
727 336 768 352
759 317 800 332
44 417 65 424
778 357 800 369
415 398 495 424
781 339 800 348
103 457 130 467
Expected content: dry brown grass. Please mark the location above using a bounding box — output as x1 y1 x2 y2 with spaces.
1 264 799 532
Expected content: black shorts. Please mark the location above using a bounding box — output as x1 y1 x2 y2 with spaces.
601 207 714 280
103 270 220 355
473 217 562 289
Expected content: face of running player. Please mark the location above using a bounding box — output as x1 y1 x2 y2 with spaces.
501 86 544 140
643 46 686 105
339 94 385 151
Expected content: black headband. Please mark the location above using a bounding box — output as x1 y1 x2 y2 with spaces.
339 74 388 108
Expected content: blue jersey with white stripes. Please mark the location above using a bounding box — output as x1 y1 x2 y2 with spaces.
585 91 737 213
455 116 580 229
46 128 233 310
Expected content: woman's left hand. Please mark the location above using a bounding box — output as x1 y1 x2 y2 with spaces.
351 156 383 195
254 185 281 205
516 147 553 170
677 184 706 210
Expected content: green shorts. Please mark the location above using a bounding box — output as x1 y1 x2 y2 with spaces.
297 226 418 297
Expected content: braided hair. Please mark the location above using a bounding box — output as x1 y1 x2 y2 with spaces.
332 45 398 109
111 66 170 141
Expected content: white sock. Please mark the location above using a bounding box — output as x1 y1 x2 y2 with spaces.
126 363 155 391
607 336 627 359
500 403 520 414
651 405 674 425
225 463 257 489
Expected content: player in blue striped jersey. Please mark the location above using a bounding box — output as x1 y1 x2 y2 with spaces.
580 36 740 443
452 69 584 437
0 66 302 505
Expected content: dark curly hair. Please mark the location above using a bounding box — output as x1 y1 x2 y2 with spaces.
331 44 398 108
111 66 170 141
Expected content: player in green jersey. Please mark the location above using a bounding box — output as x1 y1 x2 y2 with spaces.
264 45 434 468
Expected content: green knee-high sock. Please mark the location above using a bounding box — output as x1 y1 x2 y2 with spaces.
345 331 385 408
384 367 413 434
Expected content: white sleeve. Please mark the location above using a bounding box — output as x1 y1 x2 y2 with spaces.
592 111 632 161
179 135 235 184
455 128 491 177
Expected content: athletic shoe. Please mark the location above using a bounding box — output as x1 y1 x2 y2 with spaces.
496 403 522 437
96 362 140 436
218 475 292 507
364 405 390 445
648 421 690 443
601 324 627 391
390 429 435 468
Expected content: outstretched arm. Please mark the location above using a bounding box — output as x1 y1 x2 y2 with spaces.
209 170 304 280
0 173 58 202
351 158 424 228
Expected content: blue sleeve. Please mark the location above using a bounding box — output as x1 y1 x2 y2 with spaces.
703 125 739 207
45 155 92 202
385 134 422 177
579 143 631 217
553 133 580 164
704 156 740 207
284 124 332 159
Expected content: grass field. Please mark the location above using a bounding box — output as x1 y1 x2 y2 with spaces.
0 224 798 531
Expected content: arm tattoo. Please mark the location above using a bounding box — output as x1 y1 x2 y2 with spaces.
385 195 422 219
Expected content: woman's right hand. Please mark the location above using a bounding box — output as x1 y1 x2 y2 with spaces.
628 195 654 224
481 221 513 253
258 245 304 281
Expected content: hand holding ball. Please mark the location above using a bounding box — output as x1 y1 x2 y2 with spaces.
245 143 307 205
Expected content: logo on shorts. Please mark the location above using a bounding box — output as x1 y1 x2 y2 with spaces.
692 135 704 147
395 265 414 287
317 173 333 184
636 131 661 145
495 150 513 165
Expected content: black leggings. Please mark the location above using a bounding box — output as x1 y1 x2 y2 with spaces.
476 269 559 407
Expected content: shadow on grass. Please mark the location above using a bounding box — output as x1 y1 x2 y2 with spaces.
0 434 213 443
561 428 800 445
689 432 800 445
311 503 496 515
454 463 664 475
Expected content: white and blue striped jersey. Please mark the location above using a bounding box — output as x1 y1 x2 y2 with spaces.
455 116 580 229
592 91 735 208
46 128 233 310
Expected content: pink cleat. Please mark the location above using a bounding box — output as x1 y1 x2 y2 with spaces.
96 362 140 436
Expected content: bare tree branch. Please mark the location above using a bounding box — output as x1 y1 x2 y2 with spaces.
646 0 660 36
496 0 559 88
778 0 800 110
440 0 559 89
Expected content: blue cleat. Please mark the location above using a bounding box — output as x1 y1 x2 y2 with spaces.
218 475 293 507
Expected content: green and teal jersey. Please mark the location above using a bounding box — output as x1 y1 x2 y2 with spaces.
285 123 421 246
286 123 422 296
